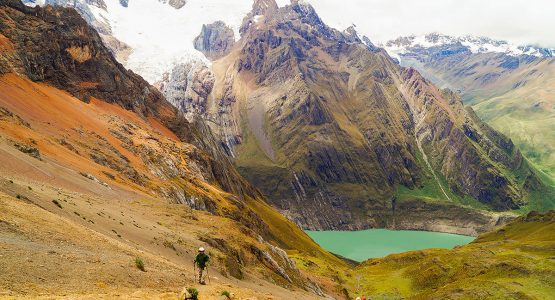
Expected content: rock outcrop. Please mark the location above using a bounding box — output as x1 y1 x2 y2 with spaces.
193 21 235 60
157 62 215 121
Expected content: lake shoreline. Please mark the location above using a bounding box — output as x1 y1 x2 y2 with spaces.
305 228 475 262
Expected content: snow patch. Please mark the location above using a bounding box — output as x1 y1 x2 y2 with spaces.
275 0 290 7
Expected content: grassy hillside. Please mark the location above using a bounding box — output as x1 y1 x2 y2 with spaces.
399 52 555 184
342 211 555 299
473 61 555 182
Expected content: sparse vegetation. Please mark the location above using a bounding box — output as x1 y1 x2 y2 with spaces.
134 257 145 272
221 290 231 299
52 199 63 209
14 143 41 160
101 170 116 180
187 288 199 300
163 240 176 251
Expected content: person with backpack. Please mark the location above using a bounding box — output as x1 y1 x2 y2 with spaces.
194 247 210 284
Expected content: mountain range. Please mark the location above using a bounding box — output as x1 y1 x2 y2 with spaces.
161 0 555 232
1 0 554 298
385 33 555 188
19 0 555 234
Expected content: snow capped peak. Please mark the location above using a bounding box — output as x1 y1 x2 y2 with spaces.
26 0 255 83
384 33 554 59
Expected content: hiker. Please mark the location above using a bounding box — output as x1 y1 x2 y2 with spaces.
194 247 210 284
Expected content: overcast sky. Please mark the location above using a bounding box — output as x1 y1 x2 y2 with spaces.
299 0 555 47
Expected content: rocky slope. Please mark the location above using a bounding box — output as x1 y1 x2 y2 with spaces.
161 0 552 232
0 1 348 296
385 33 555 184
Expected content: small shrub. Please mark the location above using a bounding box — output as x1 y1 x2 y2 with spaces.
9 180 13 184
221 290 231 299
163 240 176 251
135 257 145 272
187 288 199 300
16 194 21 199
101 171 116 180
27 186 32 190
52 199 63 209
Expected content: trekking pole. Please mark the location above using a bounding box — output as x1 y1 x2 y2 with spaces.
193 263 196 283
207 265 211 284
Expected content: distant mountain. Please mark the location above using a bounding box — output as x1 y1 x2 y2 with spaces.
385 33 555 184
385 33 554 62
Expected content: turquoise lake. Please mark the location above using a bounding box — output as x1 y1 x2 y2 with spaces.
305 229 475 262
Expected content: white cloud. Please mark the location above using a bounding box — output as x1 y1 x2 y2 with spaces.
302 0 555 47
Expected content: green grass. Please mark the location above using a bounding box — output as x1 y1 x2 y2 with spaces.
134 257 145 272
473 91 555 184
394 171 491 211
345 211 555 299
220 290 231 299
186 288 199 300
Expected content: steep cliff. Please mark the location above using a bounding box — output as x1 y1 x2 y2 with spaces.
193 21 235 60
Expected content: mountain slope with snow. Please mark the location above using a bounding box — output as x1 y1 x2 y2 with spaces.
384 33 554 61
24 0 257 82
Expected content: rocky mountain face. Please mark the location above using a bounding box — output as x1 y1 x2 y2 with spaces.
0 1 342 292
22 0 133 62
194 21 235 60
158 0 551 232
156 62 215 121
0 0 260 227
385 33 555 184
